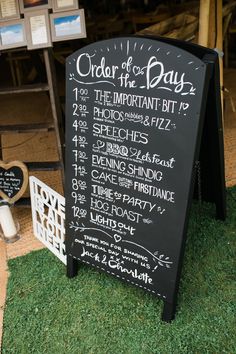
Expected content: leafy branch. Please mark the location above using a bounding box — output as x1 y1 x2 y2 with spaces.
153 251 172 269
69 221 85 232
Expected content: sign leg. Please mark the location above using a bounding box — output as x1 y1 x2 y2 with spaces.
67 254 78 278
161 301 176 322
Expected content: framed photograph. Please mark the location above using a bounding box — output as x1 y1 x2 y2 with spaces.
0 19 26 50
0 0 20 21
25 9 52 49
19 0 51 13
52 0 79 13
50 9 86 42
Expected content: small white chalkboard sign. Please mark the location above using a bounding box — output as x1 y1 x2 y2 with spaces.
29 176 66 264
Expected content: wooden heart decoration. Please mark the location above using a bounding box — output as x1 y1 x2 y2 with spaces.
0 161 28 204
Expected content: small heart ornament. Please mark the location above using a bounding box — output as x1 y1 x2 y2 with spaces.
129 147 137 156
132 66 144 76
0 161 28 204
182 103 189 111
114 234 122 243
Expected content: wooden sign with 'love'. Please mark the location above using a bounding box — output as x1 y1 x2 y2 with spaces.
0 161 29 204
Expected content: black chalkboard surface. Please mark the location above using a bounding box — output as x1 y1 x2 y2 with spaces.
65 37 225 321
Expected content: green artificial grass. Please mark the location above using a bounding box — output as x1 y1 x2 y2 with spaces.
2 188 236 354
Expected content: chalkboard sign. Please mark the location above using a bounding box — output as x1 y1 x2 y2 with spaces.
0 161 28 204
65 37 225 321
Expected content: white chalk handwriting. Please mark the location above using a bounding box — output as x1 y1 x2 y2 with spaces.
73 45 196 95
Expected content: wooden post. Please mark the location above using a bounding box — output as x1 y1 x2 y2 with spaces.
208 0 216 48
162 301 177 322
67 255 79 278
198 0 211 47
199 0 224 120
0 137 2 160
216 0 224 119
43 49 65 186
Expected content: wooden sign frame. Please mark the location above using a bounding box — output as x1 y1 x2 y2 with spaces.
0 160 28 204
19 0 52 13
24 9 52 50
50 9 86 43
0 19 27 50
52 0 79 13
0 0 20 21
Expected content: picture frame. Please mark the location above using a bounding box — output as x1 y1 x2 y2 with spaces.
24 9 52 50
50 9 86 42
52 0 79 13
0 19 27 50
0 0 20 21
19 0 52 13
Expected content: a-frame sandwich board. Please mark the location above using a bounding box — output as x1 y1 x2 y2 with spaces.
65 37 226 322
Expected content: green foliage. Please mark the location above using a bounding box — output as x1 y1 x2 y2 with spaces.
2 188 236 354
